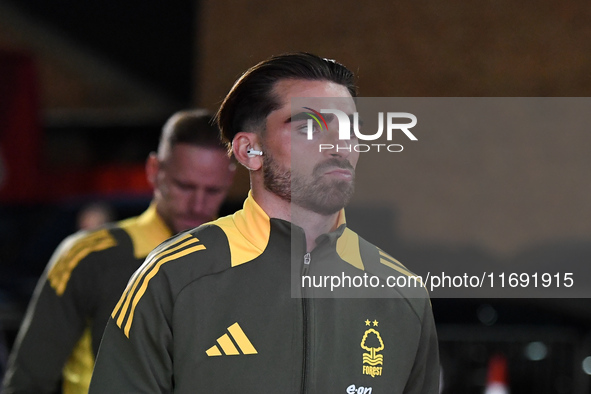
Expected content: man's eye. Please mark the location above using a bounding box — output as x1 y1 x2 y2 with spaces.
206 188 223 196
174 182 192 191
295 123 308 132
294 121 320 135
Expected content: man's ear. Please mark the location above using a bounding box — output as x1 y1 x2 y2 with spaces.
146 152 160 187
232 132 263 171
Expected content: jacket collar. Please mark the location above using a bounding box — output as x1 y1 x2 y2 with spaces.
241 191 348 249
232 191 272 253
120 203 173 258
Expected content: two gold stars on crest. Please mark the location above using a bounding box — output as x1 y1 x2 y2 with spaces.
364 319 379 327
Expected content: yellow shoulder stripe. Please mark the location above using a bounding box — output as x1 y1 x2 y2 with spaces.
378 250 408 270
122 244 204 337
377 250 429 296
48 229 116 296
379 257 429 297
378 253 427 289
111 233 205 338
111 234 194 319
379 249 418 280
379 258 416 279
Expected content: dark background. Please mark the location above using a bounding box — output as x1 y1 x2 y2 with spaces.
2 1 591 392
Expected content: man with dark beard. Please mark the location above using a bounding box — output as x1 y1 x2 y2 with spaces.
89 53 439 394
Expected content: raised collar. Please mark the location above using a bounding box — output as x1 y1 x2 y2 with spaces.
235 191 348 242
120 203 173 258
230 191 271 253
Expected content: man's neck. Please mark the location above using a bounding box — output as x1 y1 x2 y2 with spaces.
252 188 340 252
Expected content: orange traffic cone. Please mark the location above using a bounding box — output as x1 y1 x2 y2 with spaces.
484 354 509 394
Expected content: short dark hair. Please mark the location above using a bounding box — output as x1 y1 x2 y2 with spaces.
158 109 226 158
215 52 357 147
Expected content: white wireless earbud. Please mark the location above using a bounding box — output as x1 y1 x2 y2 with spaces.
247 149 264 157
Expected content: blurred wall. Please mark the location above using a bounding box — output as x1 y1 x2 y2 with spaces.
196 0 591 256
1 1 590 256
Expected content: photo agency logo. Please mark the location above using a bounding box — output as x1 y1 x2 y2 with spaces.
302 107 418 153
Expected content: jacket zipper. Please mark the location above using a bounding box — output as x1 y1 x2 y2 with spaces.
301 252 311 276
301 252 311 393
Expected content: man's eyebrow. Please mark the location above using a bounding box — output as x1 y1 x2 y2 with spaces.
286 112 310 123
285 112 337 124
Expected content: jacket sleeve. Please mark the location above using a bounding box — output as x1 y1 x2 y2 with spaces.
89 260 174 393
404 300 440 394
1 233 97 394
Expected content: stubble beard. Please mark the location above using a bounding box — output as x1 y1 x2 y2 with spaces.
262 151 355 216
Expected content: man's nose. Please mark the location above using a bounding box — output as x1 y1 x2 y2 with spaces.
189 189 207 213
324 123 352 158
